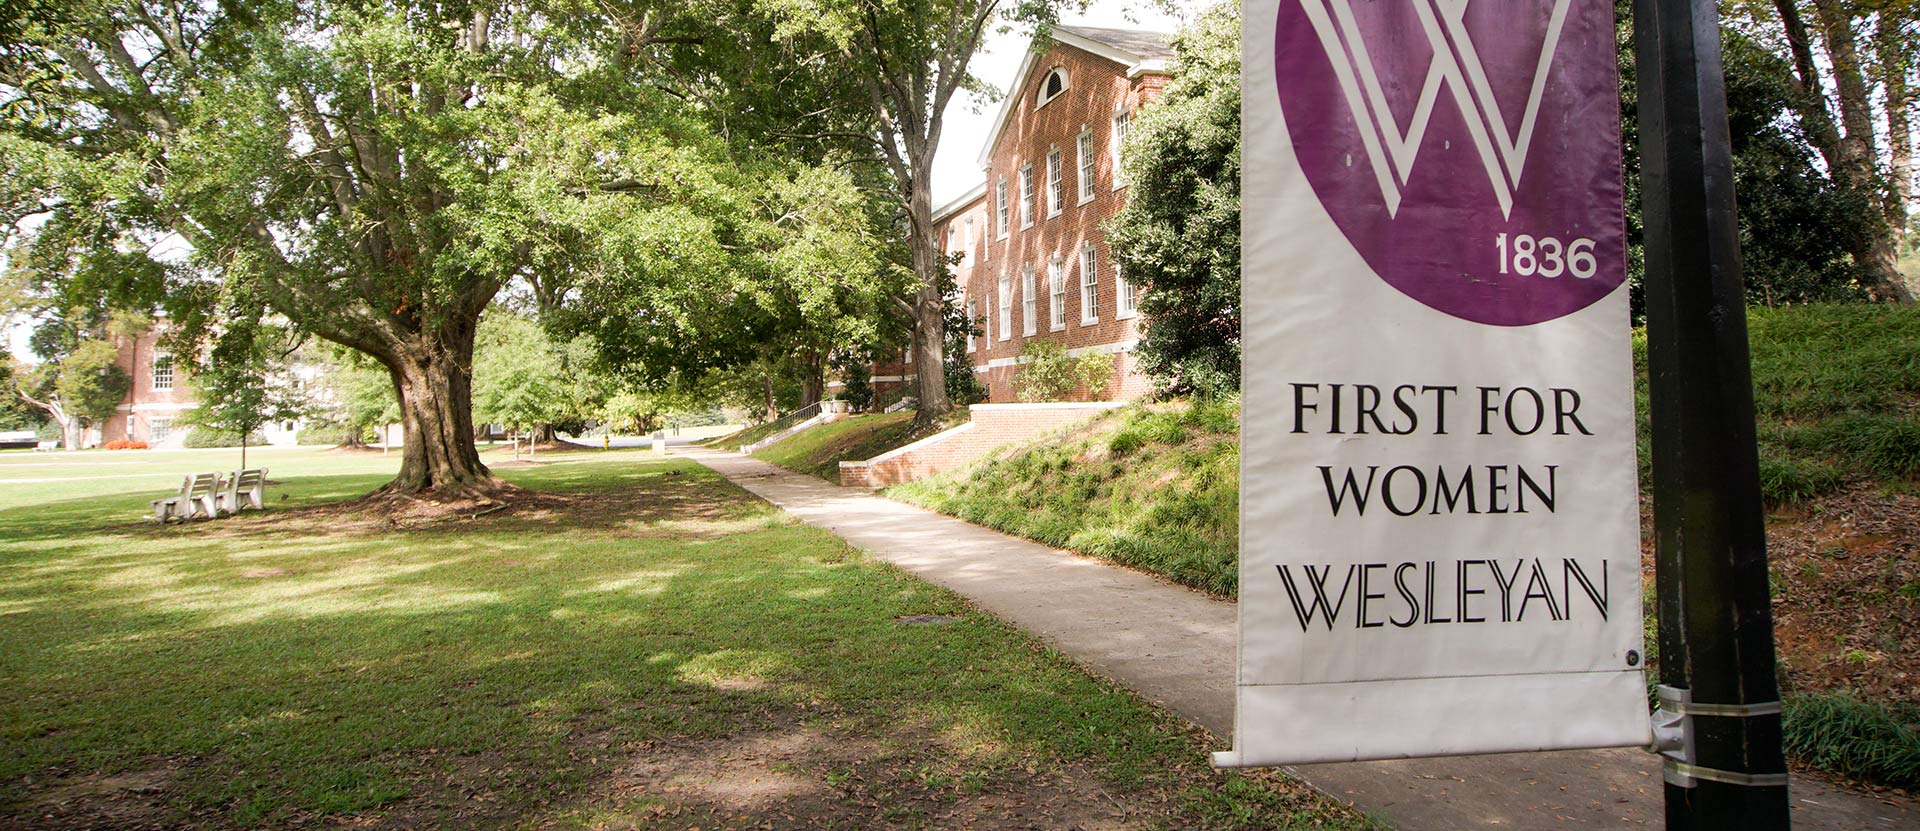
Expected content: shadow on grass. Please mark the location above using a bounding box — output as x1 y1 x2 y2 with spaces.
1 454 1363 831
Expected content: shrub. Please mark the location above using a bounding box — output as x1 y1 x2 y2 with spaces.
101 440 149 450
1781 693 1920 790
297 424 360 446
184 428 266 448
1012 339 1116 402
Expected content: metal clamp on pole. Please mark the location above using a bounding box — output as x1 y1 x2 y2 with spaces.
1646 685 1791 789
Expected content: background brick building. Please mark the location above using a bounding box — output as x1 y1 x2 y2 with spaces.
875 25 1172 405
104 328 195 447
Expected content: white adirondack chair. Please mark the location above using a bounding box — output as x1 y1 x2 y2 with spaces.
217 468 268 515
151 473 221 522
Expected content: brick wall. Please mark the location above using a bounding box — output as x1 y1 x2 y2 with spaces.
104 328 195 446
936 37 1169 404
839 401 1125 488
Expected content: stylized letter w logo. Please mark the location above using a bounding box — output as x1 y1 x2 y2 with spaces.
1295 0 1573 219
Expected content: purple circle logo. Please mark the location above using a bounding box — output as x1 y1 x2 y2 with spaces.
1274 0 1628 326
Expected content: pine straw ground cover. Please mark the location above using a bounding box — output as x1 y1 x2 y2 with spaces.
0 447 1372 830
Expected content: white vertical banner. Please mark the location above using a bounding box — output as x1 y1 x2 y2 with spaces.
1220 0 1651 766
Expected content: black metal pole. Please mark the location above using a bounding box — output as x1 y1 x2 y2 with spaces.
1632 0 1790 827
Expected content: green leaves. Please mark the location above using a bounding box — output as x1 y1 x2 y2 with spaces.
1104 1 1242 398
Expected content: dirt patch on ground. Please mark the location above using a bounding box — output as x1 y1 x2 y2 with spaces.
327 444 389 455
484 440 600 455
3 759 193 831
167 472 740 539
1642 483 1920 709
556 725 1148 831
1765 485 1920 708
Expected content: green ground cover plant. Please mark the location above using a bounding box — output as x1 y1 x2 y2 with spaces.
890 400 1240 596
1780 693 1920 790
751 410 970 483
0 447 1368 829
1634 303 1920 502
707 418 790 451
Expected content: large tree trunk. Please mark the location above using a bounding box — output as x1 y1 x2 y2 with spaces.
797 349 825 408
379 330 497 499
906 155 953 428
1878 13 1913 255
1788 0 1916 302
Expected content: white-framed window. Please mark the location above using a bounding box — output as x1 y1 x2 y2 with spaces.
1111 109 1132 188
995 178 1010 239
962 217 974 265
997 274 1013 340
1037 67 1069 108
1077 129 1096 204
946 225 959 257
1080 246 1099 324
1019 163 1035 228
905 343 913 364
1048 255 1066 330
151 353 174 390
1117 262 1138 318
149 417 172 444
1021 266 1037 336
1046 148 1063 216
965 296 977 353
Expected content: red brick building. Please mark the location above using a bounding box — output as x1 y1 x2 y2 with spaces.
104 328 195 447
875 25 1172 404
101 326 313 448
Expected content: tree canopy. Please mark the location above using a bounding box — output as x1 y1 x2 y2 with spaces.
1104 1 1241 398
1 0 903 502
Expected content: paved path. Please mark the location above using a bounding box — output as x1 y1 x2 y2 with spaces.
681 447 1919 830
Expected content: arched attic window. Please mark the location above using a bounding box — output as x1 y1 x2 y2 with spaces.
1036 67 1068 108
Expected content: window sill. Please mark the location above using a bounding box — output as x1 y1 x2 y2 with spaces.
1117 310 1139 320
1077 194 1095 206
1050 324 1066 332
1081 317 1098 326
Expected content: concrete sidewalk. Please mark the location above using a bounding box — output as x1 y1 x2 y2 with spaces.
681 447 1918 830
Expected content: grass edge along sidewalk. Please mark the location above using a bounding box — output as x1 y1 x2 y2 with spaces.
0 447 1374 830
686 447 1919 830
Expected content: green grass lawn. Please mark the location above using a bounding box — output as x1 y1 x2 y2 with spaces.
0 446 1367 830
